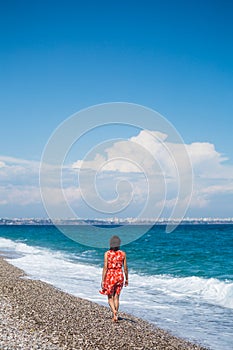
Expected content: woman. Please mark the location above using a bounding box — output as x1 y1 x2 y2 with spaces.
99 235 128 322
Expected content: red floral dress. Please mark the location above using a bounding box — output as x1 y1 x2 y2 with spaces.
100 250 125 296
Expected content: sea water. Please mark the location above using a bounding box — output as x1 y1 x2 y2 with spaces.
0 224 233 350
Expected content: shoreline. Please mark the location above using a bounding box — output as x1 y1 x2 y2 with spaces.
0 257 208 350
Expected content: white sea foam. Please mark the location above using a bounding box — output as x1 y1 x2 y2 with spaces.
1 237 233 350
1 237 232 310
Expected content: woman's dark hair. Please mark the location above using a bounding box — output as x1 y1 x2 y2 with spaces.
110 235 121 251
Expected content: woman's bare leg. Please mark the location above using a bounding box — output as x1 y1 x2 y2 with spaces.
113 294 120 314
108 295 117 321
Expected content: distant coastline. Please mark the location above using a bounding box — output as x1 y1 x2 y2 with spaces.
1 217 233 225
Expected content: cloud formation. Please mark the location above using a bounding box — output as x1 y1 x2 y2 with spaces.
1 129 233 218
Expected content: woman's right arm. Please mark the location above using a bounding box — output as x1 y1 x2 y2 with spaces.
101 252 108 288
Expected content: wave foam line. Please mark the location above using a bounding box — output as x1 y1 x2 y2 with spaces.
1 237 233 310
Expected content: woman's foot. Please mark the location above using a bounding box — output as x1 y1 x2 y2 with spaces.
113 311 118 322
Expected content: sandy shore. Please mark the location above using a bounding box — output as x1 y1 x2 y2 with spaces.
0 257 208 350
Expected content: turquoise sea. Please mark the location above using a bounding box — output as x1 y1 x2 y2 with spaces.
0 224 233 349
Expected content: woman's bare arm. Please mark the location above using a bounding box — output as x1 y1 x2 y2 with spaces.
101 252 108 288
123 252 128 286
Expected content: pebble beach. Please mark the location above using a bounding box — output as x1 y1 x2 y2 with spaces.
0 257 208 350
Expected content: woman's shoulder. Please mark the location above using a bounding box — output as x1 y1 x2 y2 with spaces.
106 249 114 256
119 250 126 256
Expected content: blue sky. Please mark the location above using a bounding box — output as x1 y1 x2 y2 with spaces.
0 1 233 218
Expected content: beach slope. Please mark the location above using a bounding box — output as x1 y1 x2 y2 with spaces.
0 257 208 350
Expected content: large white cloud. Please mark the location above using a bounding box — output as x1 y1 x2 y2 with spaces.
72 129 233 213
186 142 233 179
0 128 233 217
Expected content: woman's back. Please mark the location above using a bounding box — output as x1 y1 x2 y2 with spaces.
107 250 124 270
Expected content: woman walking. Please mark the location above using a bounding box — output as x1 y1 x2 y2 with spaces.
99 235 128 322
